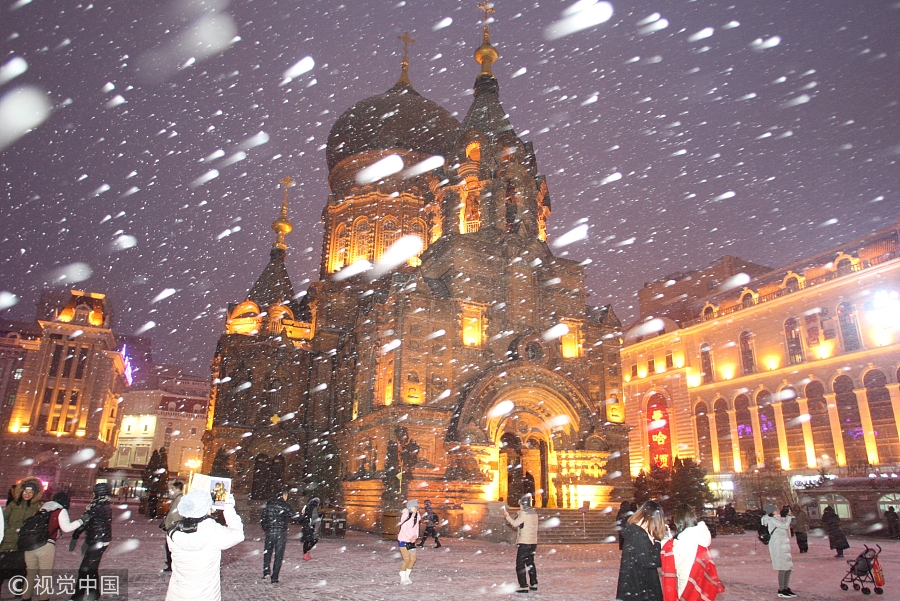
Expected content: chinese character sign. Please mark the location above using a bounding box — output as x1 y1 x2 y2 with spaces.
647 396 672 468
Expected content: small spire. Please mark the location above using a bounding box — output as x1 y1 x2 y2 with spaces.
475 1 499 75
272 175 294 250
397 32 415 85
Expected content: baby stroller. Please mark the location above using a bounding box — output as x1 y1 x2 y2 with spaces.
839 544 884 595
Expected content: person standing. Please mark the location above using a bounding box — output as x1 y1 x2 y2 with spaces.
165 490 244 601
21 492 82 601
615 500 666 601
504 493 539 594
418 500 441 549
821 505 849 558
397 500 420 585
791 505 809 553
162 481 184 572
761 504 796 598
300 497 320 561
615 501 633 551
661 504 722 601
1 478 42 595
68 483 113 601
260 488 297 583
883 506 899 539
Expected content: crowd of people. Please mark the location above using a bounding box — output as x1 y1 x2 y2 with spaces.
4 474 898 601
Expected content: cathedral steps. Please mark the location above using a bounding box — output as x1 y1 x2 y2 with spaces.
534 508 618 545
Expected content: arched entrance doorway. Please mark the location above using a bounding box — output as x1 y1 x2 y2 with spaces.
498 432 550 507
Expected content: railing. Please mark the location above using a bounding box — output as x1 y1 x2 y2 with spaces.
464 220 480 233
682 248 899 327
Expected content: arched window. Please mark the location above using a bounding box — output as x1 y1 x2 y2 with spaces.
757 391 780 469
694 402 713 467
740 331 756 375
778 387 806 468
381 218 399 256
741 293 755 308
834 375 866 465
735 395 756 470
818 493 852 519
407 219 427 266
351 218 372 263
785 276 800 292
864 369 898 464
836 256 853 274
877 493 900 519
267 379 283 414
330 223 349 272
714 399 733 472
784 318 805 365
702 306 715 321
700 343 714 384
805 381 836 467
837 302 861 352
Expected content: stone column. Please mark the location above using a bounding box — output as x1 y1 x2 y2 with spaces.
728 409 742 472
772 401 792 470
889 386 900 451
708 412 721 473
750 404 764 468
824 393 846 466
796 397 817 468
855 386 880 465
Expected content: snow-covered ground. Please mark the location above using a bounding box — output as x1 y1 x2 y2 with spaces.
6 504 897 600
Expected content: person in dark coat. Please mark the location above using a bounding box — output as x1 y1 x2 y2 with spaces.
884 506 899 539
616 500 666 601
69 483 113 601
300 497 321 561
259 488 298 584
418 500 441 548
791 505 809 553
616 501 633 551
821 505 849 558
1 478 42 594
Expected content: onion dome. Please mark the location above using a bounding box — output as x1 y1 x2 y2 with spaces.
325 80 460 172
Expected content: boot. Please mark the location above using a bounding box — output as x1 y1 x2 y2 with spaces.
303 552 311 561
435 540 442 548
403 569 412 584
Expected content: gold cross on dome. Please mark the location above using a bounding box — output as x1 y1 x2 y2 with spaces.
398 32 415 61
477 1 495 23
270 413 281 425
280 175 294 190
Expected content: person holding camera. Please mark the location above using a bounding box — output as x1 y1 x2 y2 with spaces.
397 500 421 585
504 493 539 594
418 500 441 549
761 504 795 598
68 483 113 601
162 481 184 572
165 489 244 601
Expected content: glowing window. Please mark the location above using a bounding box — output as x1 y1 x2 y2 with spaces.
466 141 481 162
351 218 372 263
461 304 485 348
560 320 583 359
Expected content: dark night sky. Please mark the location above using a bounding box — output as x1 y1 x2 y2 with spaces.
1 0 898 374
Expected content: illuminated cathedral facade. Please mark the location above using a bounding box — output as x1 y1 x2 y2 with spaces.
204 15 628 532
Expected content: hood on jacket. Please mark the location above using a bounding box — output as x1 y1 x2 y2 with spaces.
41 500 64 512
674 520 711 546
14 477 44 505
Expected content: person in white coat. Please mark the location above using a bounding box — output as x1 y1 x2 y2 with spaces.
22 492 83 601
165 489 244 601
761 503 795 599
670 504 712 598
504 493 539 593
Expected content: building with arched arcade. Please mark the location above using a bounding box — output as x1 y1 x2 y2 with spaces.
622 218 900 517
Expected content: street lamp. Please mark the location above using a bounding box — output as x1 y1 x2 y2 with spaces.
186 459 201 491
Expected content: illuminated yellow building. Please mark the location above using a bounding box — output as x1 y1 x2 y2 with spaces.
622 219 900 509
204 13 628 535
0 290 126 493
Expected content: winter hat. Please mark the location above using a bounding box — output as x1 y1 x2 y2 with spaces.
763 503 777 515
519 494 533 509
407 500 419 509
22 481 40 493
179 490 213 518
93 482 111 497
52 492 71 510
424 500 432 507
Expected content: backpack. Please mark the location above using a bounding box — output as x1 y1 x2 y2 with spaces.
757 521 772 545
17 509 53 551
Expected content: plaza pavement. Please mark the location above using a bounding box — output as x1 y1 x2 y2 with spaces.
4 503 898 601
